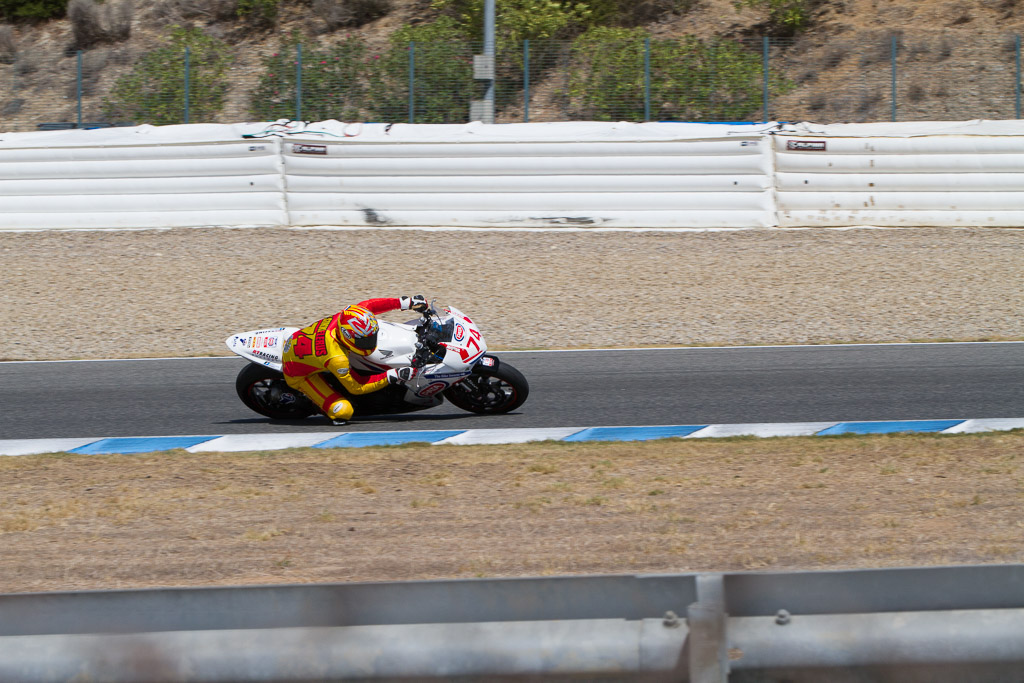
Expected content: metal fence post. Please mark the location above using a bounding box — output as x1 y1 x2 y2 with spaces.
709 41 716 120
1016 35 1021 119
408 42 415 124
762 37 769 122
76 50 82 128
184 46 190 124
891 35 898 121
688 574 728 683
643 37 651 122
524 39 530 123
295 44 303 121
483 0 495 123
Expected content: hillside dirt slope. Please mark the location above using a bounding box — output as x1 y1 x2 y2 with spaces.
5 0 1024 128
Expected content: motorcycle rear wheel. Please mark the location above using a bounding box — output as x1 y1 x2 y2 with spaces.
235 363 317 420
444 361 529 414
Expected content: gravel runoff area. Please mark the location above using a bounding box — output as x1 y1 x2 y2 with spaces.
1 226 1024 361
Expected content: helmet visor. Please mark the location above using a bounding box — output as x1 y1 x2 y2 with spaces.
350 331 377 352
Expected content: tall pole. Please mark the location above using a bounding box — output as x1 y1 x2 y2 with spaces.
483 0 495 123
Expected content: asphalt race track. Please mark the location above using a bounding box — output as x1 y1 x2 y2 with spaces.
1 343 1022 440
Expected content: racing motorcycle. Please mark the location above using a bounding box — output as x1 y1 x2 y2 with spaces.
225 302 529 421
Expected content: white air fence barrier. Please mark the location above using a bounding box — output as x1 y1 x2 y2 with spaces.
280 122 775 228
0 121 774 230
775 119 1024 228
0 124 286 230
4 118 1024 229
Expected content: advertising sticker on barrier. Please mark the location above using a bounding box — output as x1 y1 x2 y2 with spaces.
292 144 328 155
786 140 827 151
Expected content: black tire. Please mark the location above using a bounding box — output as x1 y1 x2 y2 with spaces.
235 363 317 420
444 360 529 414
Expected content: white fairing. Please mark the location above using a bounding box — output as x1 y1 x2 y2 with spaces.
399 306 487 404
224 305 488 406
225 327 298 371
348 322 420 373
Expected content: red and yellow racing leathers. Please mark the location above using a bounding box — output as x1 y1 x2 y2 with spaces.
282 298 403 422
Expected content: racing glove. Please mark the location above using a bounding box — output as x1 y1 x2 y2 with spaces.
387 367 418 384
400 295 429 313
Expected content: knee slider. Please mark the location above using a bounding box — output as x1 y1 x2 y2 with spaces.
326 399 354 422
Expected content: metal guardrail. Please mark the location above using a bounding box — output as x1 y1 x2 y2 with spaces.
1 565 1023 681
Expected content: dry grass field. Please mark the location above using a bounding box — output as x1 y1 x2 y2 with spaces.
2 431 1022 593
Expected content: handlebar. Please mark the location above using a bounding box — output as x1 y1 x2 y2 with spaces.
412 314 446 369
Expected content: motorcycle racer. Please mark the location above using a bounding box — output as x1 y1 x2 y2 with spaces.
281 295 430 424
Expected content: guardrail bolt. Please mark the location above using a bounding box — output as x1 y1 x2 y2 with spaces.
775 609 791 625
663 610 681 628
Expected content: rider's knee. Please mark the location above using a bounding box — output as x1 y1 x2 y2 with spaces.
326 399 354 422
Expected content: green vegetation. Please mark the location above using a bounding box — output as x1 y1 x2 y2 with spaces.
380 18 479 123
585 0 698 27
250 35 371 122
432 0 592 44
237 0 279 28
431 0 701 43
103 27 232 126
0 0 65 21
38 0 801 125
735 0 815 35
568 26 769 121
250 19 478 124
248 17 782 123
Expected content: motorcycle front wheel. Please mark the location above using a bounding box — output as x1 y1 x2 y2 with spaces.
235 363 317 420
444 361 529 414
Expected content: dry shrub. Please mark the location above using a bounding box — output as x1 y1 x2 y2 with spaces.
68 0 104 49
13 50 38 77
822 43 847 68
80 49 109 96
313 0 391 31
981 0 1015 16
854 90 882 117
0 24 15 64
857 32 902 68
906 40 930 61
937 36 955 59
906 82 926 103
1 97 24 116
68 0 133 51
796 69 816 85
108 1 133 41
615 0 698 26
107 45 133 65
154 0 238 23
